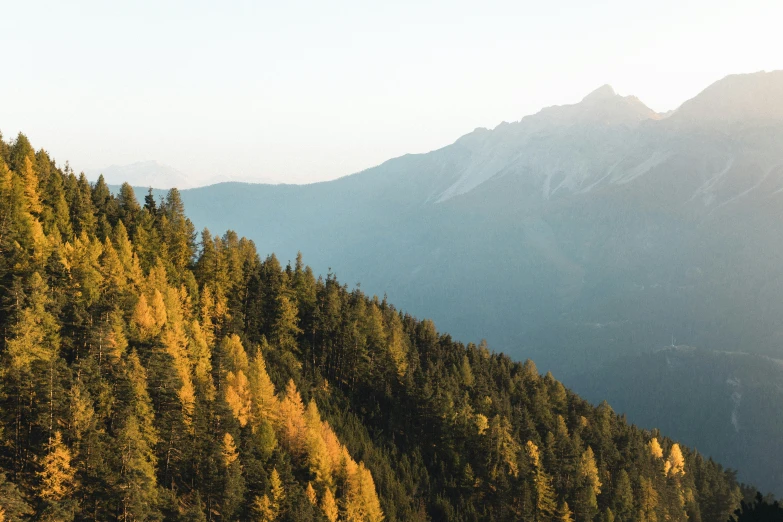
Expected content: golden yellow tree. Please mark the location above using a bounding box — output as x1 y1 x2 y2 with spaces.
665 443 685 477
304 400 333 487
249 348 279 427
648 437 664 459
321 487 339 522
132 294 157 340
221 334 249 375
222 433 239 467
255 467 285 522
578 446 602 496
305 482 317 506
159 287 196 422
344 460 384 522
187 320 215 400
38 432 76 501
278 379 307 457
386 312 409 378
19 154 42 215
225 370 252 427
151 289 168 329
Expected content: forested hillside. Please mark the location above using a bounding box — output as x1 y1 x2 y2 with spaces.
149 71 783 495
0 132 753 521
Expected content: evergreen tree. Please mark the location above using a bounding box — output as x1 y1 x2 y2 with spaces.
117 416 160 521
526 440 557 521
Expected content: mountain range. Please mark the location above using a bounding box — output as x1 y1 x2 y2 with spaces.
130 70 783 495
86 160 277 189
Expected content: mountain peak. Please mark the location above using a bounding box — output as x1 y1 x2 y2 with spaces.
583 84 617 102
526 84 657 127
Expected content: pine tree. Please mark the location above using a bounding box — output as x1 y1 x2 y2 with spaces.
221 433 245 519
274 295 303 353
526 440 557 521
574 445 602 520
489 415 520 478
117 416 160 521
613 469 635 520
556 500 575 522
639 476 660 522
0 472 32 521
117 182 141 234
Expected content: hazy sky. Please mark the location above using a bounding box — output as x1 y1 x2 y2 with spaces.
1 0 782 184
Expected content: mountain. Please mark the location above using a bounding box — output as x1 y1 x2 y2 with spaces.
136 71 783 495
87 160 279 190
86 160 193 189
671 70 783 125
0 132 754 521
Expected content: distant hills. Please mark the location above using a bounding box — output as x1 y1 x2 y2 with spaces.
86 160 193 189
87 160 277 189
131 70 783 495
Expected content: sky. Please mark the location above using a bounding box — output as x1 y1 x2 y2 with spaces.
1 0 782 185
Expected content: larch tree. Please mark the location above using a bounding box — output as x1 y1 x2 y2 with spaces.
278 379 307 457
321 486 339 522
37 431 77 521
255 467 285 522
649 438 664 459
665 444 686 478
249 347 279 427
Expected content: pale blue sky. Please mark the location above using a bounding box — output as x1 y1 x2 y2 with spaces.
1 0 781 184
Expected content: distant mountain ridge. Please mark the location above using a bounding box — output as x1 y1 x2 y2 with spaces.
88 160 278 189
86 160 192 189
131 70 783 494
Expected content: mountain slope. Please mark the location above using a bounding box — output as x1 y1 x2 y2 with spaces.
0 132 753 520
146 71 783 495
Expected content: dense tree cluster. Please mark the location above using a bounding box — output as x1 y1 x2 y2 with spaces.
0 132 758 521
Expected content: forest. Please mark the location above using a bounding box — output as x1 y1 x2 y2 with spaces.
0 131 775 521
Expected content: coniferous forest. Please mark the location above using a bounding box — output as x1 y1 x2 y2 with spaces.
0 131 773 521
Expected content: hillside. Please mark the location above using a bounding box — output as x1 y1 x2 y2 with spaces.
140 71 783 495
0 133 757 521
